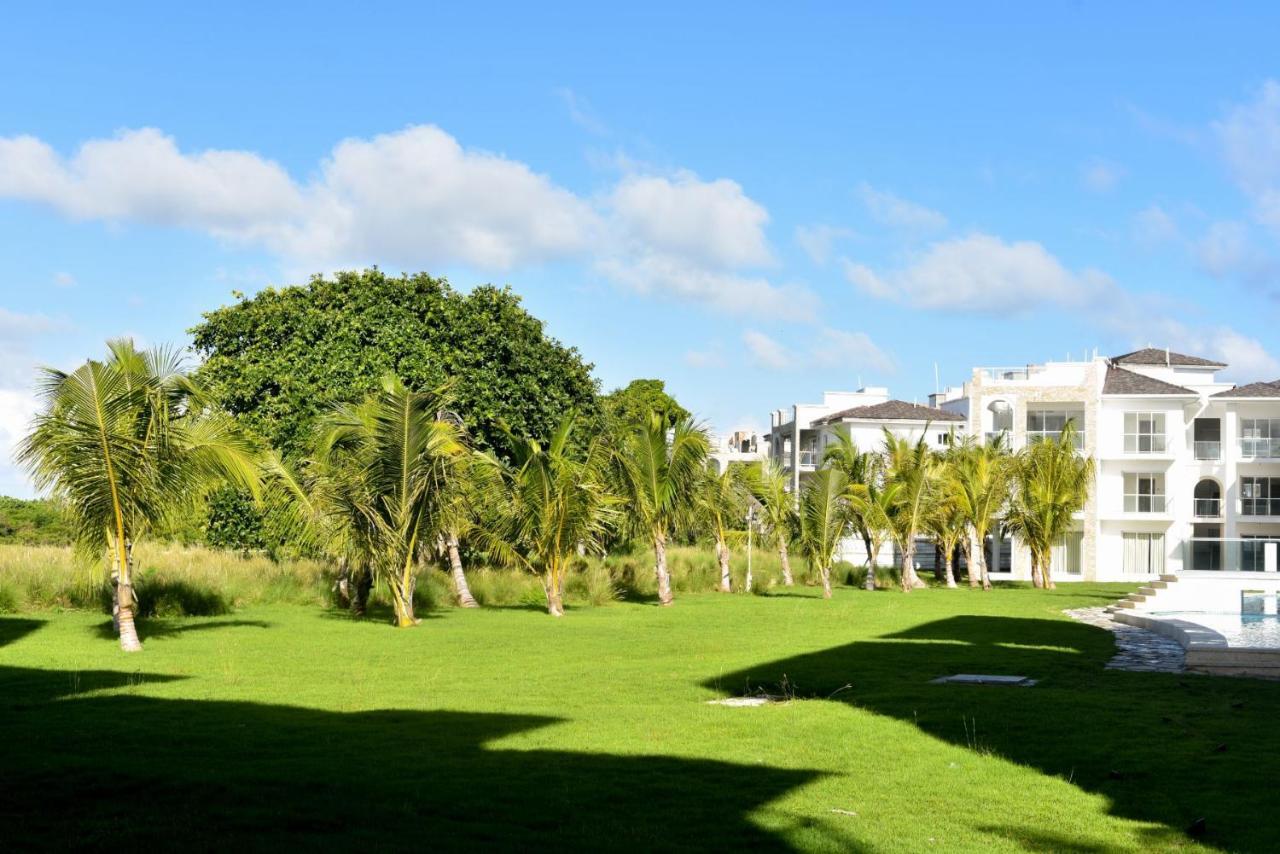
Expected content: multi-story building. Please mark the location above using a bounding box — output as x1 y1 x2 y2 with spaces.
937 347 1280 582
708 430 767 474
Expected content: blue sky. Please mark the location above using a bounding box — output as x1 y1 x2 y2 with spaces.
3 3 1280 496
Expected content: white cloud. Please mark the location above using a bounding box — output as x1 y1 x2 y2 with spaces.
0 388 38 498
811 328 896 374
1132 205 1180 247
843 233 1111 312
1215 80 1280 236
857 183 948 230
52 271 76 288
555 87 610 136
0 126 807 319
1081 160 1124 193
742 330 793 369
742 326 893 375
0 125 598 272
795 223 858 265
1193 220 1280 285
608 173 773 269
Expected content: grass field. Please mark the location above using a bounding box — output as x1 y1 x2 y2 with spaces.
4 576 1279 851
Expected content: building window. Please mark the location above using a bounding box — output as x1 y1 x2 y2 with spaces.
1026 409 1085 448
1241 476 1280 516
1240 418 1280 459
1241 536 1272 572
1122 532 1165 575
1050 531 1083 576
1123 412 1166 454
1123 473 1165 513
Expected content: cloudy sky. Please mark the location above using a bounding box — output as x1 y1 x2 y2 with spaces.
3 3 1280 496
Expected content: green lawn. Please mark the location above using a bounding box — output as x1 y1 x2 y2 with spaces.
3 585 1277 851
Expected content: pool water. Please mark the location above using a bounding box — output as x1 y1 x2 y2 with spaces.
1154 612 1280 648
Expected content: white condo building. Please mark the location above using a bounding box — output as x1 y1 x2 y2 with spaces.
763 347 1280 583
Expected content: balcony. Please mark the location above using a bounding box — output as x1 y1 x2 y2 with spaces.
797 449 819 468
1194 441 1221 461
1123 435 1167 455
977 366 1034 382
1239 439 1280 460
1242 499 1280 517
1123 494 1167 513
1184 538 1280 572
1194 498 1221 518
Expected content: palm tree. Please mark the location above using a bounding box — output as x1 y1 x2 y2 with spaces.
797 468 851 599
823 430 881 579
949 435 1014 590
490 414 618 616
882 429 939 592
923 470 966 588
19 339 259 651
699 465 750 592
613 413 710 606
845 476 900 591
312 375 465 626
437 452 508 609
750 460 798 586
1005 425 1092 589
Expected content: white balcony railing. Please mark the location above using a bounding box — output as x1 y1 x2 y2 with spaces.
1123 494 1167 513
1240 439 1280 459
1194 441 1221 461
1123 435 1167 454
977 366 1034 382
1194 498 1221 517
798 449 818 467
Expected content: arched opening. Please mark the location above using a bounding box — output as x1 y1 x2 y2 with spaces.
1193 479 1221 518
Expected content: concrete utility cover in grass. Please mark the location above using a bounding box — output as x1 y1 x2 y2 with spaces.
707 697 773 707
930 674 1038 687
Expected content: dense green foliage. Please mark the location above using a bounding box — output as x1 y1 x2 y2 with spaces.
0 497 73 545
8 585 1274 851
190 269 601 461
601 378 690 429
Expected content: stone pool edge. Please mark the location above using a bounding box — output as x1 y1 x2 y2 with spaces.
1113 611 1280 679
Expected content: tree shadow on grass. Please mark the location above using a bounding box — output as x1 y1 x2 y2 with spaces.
0 664 822 852
89 618 274 642
0 617 45 648
706 613 1280 852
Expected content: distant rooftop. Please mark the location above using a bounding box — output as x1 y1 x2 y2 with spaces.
1103 367 1196 396
1213 380 1280 399
813 400 965 426
1110 348 1226 368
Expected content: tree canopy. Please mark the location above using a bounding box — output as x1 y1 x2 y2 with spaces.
601 379 690 430
190 269 601 461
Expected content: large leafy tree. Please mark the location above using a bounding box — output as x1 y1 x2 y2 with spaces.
190 269 601 462
601 379 690 431
613 414 710 606
19 339 259 651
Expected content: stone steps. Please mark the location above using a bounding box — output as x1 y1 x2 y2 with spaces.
1107 574 1181 614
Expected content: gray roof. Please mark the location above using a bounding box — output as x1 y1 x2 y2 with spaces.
1111 347 1226 368
1212 380 1280 399
813 400 965 426
1102 367 1196 396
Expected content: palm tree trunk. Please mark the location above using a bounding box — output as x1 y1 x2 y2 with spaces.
821 563 833 599
545 567 565 617
447 534 479 608
980 535 993 590
1030 548 1044 588
109 544 121 633
716 539 731 592
901 538 925 591
966 533 980 589
353 564 372 616
116 539 142 652
654 531 674 606
778 539 794 586
864 540 878 591
943 542 957 588
334 556 352 609
1043 551 1056 590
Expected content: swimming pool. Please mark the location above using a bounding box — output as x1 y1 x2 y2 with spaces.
1152 612 1280 648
